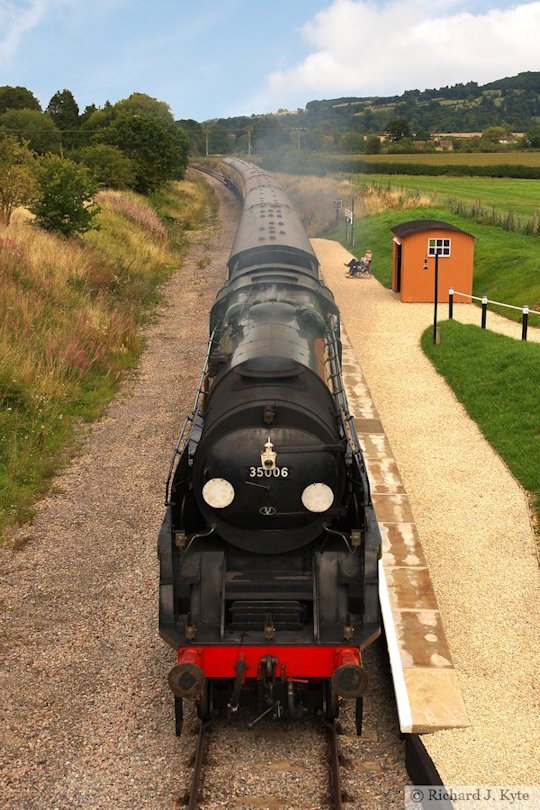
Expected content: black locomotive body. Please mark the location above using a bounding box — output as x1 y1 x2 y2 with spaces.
159 159 380 730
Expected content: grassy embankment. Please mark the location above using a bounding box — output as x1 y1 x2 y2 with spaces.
0 173 217 541
331 198 540 320
422 321 540 529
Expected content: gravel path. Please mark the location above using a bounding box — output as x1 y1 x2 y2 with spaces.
313 238 540 787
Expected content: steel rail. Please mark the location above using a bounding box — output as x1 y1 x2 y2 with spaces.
191 163 229 187
325 719 344 810
185 719 212 810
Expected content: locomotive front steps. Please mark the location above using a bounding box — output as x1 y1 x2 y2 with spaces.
340 330 470 734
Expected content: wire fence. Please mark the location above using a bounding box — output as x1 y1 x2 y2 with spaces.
448 289 540 341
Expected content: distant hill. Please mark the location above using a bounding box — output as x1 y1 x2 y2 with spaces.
303 72 540 133
191 72 539 156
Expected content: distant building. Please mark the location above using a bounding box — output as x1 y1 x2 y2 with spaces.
432 131 525 149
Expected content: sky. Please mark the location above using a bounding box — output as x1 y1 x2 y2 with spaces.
1 0 539 121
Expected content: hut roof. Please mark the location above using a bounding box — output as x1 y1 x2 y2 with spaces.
390 220 475 239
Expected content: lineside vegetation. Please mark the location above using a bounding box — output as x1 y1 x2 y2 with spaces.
0 174 216 541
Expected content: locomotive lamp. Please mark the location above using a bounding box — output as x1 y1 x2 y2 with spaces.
261 437 277 470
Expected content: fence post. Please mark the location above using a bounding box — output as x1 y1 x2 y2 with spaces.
448 288 454 320
522 306 529 341
481 296 488 329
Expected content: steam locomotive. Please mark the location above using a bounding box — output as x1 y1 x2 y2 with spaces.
158 159 381 734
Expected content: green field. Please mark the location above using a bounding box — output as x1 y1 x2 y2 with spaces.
333 151 540 167
358 174 540 224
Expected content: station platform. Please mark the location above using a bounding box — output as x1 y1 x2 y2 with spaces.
341 331 470 734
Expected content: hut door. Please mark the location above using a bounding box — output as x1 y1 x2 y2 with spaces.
396 243 402 292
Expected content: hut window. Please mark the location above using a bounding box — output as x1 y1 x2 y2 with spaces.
428 238 451 257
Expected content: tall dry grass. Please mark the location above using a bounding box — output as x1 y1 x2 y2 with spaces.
275 173 352 236
274 173 438 235
0 176 215 537
359 182 437 215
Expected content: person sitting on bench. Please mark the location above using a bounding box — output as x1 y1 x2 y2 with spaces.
344 249 372 277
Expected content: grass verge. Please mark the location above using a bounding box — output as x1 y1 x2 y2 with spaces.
0 172 216 541
421 321 540 532
324 204 540 319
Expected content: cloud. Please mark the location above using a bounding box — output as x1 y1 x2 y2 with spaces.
0 0 53 61
255 0 540 110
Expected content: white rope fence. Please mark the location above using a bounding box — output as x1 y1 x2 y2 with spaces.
448 289 540 341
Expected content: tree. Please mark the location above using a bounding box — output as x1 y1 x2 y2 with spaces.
47 89 80 149
205 124 233 155
114 92 174 124
0 136 39 225
93 112 189 192
0 85 41 114
365 135 382 154
384 118 411 141
176 119 205 155
481 126 507 143
342 132 365 153
31 155 99 236
0 109 61 154
79 144 136 188
79 105 116 136
525 125 540 148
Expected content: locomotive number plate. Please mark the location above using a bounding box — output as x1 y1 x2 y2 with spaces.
248 466 290 478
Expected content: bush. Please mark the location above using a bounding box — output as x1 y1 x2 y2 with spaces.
79 144 136 189
0 108 61 154
93 112 190 193
31 155 99 236
0 136 39 225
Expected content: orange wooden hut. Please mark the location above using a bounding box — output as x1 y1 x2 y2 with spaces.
391 220 475 303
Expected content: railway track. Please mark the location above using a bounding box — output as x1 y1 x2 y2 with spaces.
167 167 451 810
173 639 420 810
192 163 231 187
180 713 348 810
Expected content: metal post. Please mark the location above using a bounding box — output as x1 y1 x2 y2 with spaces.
522 306 529 341
351 198 355 247
481 296 488 329
449 288 454 320
433 252 439 344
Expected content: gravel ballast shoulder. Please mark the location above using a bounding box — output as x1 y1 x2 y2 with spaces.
0 179 240 807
